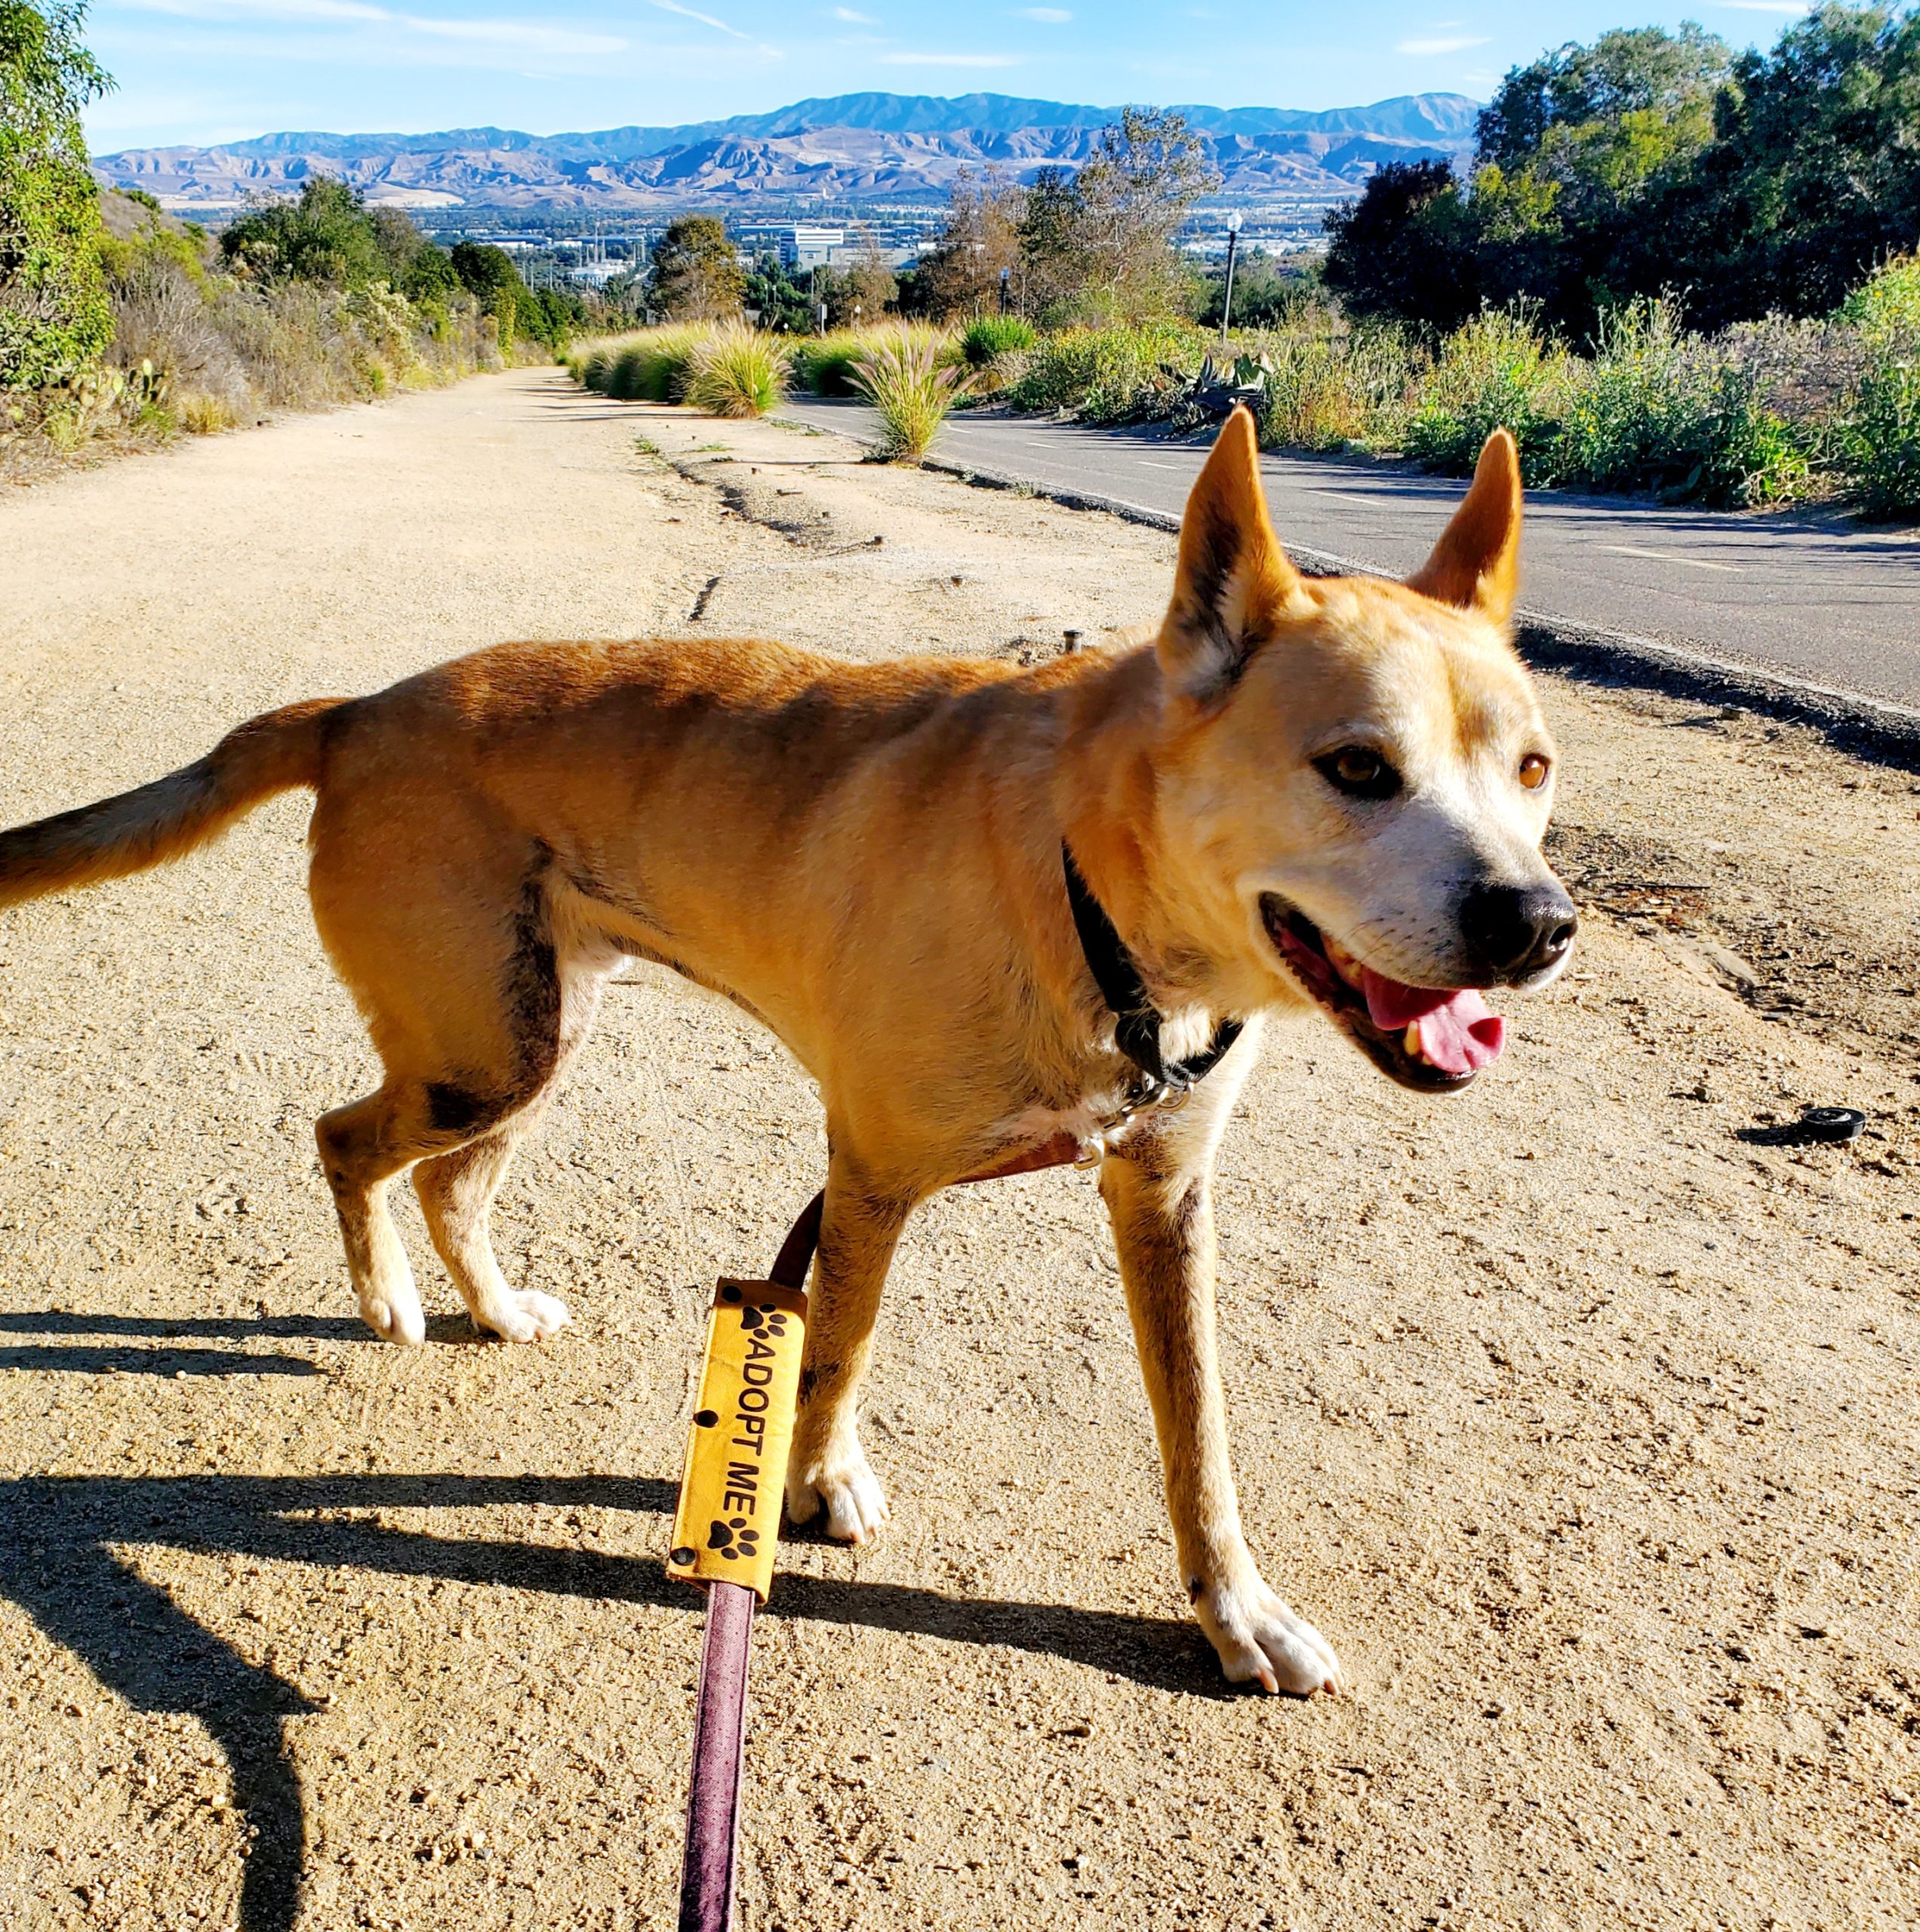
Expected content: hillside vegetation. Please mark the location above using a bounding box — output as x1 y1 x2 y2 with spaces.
0 5 616 479
576 19 1920 517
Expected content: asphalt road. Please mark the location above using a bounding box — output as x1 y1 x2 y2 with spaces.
780 398 1920 717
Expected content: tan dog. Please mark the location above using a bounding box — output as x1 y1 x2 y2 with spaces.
0 410 1574 1694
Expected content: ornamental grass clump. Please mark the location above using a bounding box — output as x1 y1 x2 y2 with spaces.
682 324 790 418
595 325 703 401
851 331 970 460
958 314 1035 365
794 321 947 396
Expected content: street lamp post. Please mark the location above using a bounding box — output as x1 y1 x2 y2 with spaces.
999 265 1011 315
1218 209 1244 348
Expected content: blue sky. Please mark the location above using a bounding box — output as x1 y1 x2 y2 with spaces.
80 0 1808 150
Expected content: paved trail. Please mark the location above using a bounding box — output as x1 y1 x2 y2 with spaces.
2 371 1917 1932
783 397 1920 715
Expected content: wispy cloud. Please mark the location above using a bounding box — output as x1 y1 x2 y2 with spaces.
113 0 626 54
875 51 1020 66
1013 6 1072 18
649 0 750 37
829 4 875 19
1398 32 1491 54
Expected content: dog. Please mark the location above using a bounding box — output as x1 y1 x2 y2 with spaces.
0 408 1575 1694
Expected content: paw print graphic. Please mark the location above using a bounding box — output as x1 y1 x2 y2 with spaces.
739 1302 790 1338
706 1516 761 1561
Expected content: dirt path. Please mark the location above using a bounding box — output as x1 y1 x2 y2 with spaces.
2 368 1915 1932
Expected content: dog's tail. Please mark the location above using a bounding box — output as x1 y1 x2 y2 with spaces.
0 696 351 911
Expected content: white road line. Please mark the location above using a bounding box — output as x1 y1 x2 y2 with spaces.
1306 490 1387 508
1137 460 1189 471
1601 544 1737 573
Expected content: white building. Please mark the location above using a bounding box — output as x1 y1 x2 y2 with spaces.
780 226 846 269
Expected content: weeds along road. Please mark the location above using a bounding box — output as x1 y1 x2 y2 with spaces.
2 367 1918 1932
780 396 1920 719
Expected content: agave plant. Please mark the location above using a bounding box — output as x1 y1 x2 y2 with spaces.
851 332 971 461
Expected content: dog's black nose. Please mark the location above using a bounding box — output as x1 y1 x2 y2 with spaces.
1462 883 1578 981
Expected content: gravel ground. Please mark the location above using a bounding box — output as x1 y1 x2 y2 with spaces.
1 368 1915 1932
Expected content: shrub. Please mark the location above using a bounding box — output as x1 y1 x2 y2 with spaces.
852 331 970 460
1251 317 1423 452
958 313 1035 365
1003 319 1208 422
1556 299 1807 506
681 324 789 418
1839 351 1920 516
108 251 249 416
1403 307 1577 480
1834 255 1920 517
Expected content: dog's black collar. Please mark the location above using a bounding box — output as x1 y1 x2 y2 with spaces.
1061 842 1243 1094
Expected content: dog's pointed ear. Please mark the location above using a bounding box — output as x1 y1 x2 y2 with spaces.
1406 427 1523 623
1159 405 1306 699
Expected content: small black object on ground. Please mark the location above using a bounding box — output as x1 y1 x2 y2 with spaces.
1736 1106 1868 1148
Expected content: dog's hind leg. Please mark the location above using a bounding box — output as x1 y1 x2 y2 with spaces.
411 945 612 1344
784 1155 914 1543
309 815 611 1344
315 1086 432 1346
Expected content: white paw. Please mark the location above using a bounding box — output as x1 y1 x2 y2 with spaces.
786 1442 890 1543
359 1287 425 1346
475 1288 571 1344
1197 1576 1344 1697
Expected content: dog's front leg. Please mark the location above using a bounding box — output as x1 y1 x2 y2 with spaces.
785 1161 912 1543
1101 1151 1343 1696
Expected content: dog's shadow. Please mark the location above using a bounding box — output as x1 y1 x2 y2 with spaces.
6 1439 1227 1930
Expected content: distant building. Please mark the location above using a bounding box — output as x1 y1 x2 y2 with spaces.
780 226 845 269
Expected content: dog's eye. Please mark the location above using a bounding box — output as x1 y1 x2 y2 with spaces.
1518 753 1551 791
1315 746 1402 800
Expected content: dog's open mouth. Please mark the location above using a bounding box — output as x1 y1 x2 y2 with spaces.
1259 894 1504 1093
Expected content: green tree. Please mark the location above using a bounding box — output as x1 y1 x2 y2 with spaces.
1476 24 1734 173
399 240 460 306
1322 161 1482 334
1473 24 1733 328
1195 247 1315 329
1647 4 1920 326
1325 24 1741 338
0 0 113 388
648 215 743 322
743 251 811 331
220 177 393 286
1018 109 1219 323
450 238 528 343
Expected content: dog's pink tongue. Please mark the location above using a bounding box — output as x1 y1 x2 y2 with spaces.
1358 969 1505 1075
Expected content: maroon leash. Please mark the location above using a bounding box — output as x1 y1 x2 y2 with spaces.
671 1136 1085 1930
674 1191 822 1932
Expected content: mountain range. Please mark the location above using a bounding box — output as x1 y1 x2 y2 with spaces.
92 91 1479 211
